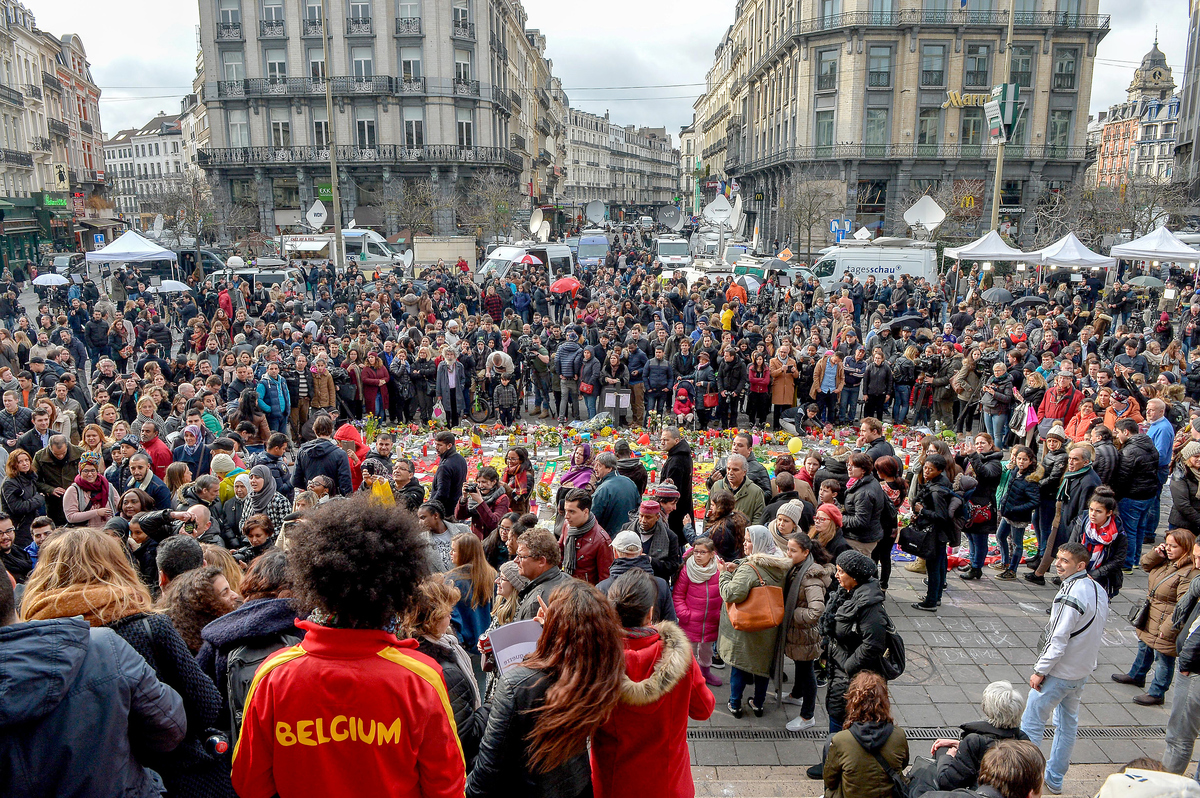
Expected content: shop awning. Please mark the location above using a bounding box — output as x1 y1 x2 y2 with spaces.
78 219 109 229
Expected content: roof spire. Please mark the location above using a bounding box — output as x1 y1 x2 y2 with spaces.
1155 26 1159 47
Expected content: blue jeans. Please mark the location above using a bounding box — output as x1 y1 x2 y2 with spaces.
984 412 1008 447
729 666 768 709
583 392 597 418
1130 640 1177 698
267 413 286 433
1021 674 1087 792
892 385 912 423
997 518 1027 571
1120 497 1156 569
965 529 989 569
1149 467 1169 544
1164 671 1200 776
924 542 947 605
839 385 860 424
1034 498 1057 560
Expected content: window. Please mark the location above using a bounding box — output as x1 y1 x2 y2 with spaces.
1009 45 1033 87
228 109 249 147
349 1 370 20
921 44 945 86
262 0 283 21
865 108 888 154
1001 180 1022 205
222 50 245 82
814 109 834 154
404 106 424 147
308 48 326 80
917 108 940 154
1053 48 1077 90
452 0 469 23
351 46 373 77
965 44 989 87
819 0 837 25
817 50 837 91
305 0 322 19
312 106 329 147
400 46 422 79
868 46 891 87
454 48 472 81
868 0 893 22
1009 111 1027 146
270 107 290 147
456 108 473 146
398 0 420 17
1048 110 1071 153
219 0 240 24
960 107 984 153
264 48 286 82
355 106 376 148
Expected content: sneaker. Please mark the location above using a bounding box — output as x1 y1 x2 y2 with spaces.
727 701 743 719
787 716 816 732
806 763 824 780
815 673 828 688
912 601 938 612
1123 567 1135 575
711 652 726 669
988 562 1007 570
1044 783 1062 795
782 695 805 706
996 569 1016 580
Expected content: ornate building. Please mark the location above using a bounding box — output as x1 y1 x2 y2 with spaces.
1096 41 1179 187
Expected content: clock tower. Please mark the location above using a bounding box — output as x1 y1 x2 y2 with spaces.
1127 36 1177 103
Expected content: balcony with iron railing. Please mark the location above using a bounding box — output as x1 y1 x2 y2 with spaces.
48 118 69 137
489 32 507 58
259 19 285 38
198 144 522 171
492 85 512 114
452 20 475 40
30 136 50 152
538 148 553 164
396 76 425 94
79 120 93 134
41 70 62 92
346 16 373 34
216 21 243 40
0 148 33 167
702 103 730 132
536 86 550 107
1013 11 1110 29
1010 70 1032 88
735 142 1090 171
1053 72 1076 90
921 70 945 86
511 133 526 152
964 71 990 87
868 70 891 88
0 84 24 108
23 84 40 100
535 116 551 136
302 18 323 36
453 78 480 97
817 73 837 91
395 16 421 34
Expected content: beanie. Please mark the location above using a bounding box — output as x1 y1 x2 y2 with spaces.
777 500 805 527
1181 441 1200 463
499 560 530 592
836 549 877 585
211 453 235 476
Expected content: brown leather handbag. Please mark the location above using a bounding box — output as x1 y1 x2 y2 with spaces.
726 562 785 632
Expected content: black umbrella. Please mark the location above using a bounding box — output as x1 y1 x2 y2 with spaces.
981 287 1014 304
888 313 925 332
1011 295 1049 310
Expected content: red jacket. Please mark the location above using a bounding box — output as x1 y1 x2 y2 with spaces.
557 517 614 585
590 622 715 798
143 436 173 480
232 621 465 798
1037 384 1083 427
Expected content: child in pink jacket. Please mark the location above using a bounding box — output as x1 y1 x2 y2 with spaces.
672 536 723 686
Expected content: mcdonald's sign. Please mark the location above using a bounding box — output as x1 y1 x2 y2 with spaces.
960 196 975 209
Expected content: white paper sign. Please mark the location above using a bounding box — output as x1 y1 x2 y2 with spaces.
486 619 543 674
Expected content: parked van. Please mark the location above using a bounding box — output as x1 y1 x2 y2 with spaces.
278 229 403 273
475 243 573 286
639 216 655 230
810 238 938 292
577 231 610 268
654 235 692 269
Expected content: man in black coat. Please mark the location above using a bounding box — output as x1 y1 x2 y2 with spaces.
290 413 352 496
429 430 467 516
658 427 693 547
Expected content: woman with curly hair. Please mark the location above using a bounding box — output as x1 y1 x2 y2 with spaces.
158 564 242 654
467 580 626 797
823 671 909 798
231 495 467 798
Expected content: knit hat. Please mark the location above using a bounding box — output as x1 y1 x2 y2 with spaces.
211 453 236 476
498 560 530 592
639 500 660 516
817 502 843 528
1045 423 1067 441
1182 441 1200 462
836 549 877 585
777 500 805 527
611 531 643 554
654 480 680 500
119 435 140 450
1162 371 1179 384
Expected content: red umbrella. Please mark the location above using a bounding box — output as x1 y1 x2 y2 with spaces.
518 253 543 265
551 275 581 294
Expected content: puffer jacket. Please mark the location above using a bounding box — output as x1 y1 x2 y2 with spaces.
777 558 834 666
466 665 592 798
1039 446 1068 500
842 473 888 545
1136 546 1199 656
997 464 1043 524
672 559 722 644
553 340 583 379
291 436 353 496
416 635 489 769
717 356 747 394
980 371 1013 414
1170 464 1200 532
825 721 909 798
1115 433 1162 500
717 553 791 677
821 579 891 724
644 357 673 391
861 362 893 397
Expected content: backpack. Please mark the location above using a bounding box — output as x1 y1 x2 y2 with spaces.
226 632 303 745
878 618 906 681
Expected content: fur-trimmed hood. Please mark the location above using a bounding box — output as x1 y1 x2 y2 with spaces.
1022 464 1045 484
617 621 694 706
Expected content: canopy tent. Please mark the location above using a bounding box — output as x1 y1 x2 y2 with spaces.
84 230 177 263
1109 226 1200 263
944 230 1029 261
1036 232 1116 269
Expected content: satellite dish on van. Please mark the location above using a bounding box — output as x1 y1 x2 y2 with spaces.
702 195 732 226
658 206 684 231
529 208 544 234
730 194 744 231
402 250 414 268
537 220 551 242
585 200 605 225
226 255 245 269
903 196 946 236
854 227 873 241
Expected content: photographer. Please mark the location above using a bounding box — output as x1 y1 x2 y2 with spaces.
455 466 510 542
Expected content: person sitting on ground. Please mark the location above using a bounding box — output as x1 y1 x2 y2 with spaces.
919 681 1031 793
916 740 1047 798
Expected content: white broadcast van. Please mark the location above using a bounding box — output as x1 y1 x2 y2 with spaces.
654 235 692 269
279 229 403 273
809 238 938 292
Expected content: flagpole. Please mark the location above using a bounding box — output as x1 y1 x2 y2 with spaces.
989 0 1016 231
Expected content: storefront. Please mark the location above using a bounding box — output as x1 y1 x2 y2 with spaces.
37 193 75 252
0 197 43 272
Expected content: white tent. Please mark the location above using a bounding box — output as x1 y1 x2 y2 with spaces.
944 230 1029 261
84 230 177 263
1110 226 1200 263
1036 232 1116 269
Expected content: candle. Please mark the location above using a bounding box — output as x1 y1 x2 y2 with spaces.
422 443 428 457
905 454 911 467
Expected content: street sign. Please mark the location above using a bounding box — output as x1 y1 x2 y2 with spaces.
93 233 104 246
991 83 1021 140
985 99 1006 143
830 218 853 243
306 199 328 229
778 248 793 261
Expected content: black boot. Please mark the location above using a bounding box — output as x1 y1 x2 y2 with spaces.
959 567 983 580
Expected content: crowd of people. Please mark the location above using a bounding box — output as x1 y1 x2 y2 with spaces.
3 242 1200 796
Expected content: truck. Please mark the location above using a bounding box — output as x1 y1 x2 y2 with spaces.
278 229 403 273
809 238 938 292
408 235 477 274
653 235 692 269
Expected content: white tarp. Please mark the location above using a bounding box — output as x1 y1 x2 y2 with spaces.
85 230 177 263
1110 226 1200 263
285 241 328 252
944 230 1029 261
1036 232 1116 269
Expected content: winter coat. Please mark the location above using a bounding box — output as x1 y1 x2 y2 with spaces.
810 356 845 398
980 372 1013 414
934 720 1029 791
467 664 592 798
358 364 390 411
515 566 575 622
415 635 489 768
717 356 747 394
1093 440 1118 485
1039 447 1068 500
456 489 511 542
436 360 469 409
660 440 695 532
997 465 1042 524
672 560 722 644
590 622 715 798
712 475 767 529
769 356 798 405
1136 546 1199 656
598 555 677 624
822 579 892 723
62 481 120 528
553 340 583 380
825 721 909 798
0 618 187 798
1 470 45 546
1069 512 1127 597
1170 465 1200 533
777 558 834 665
842 473 888 545
1115 433 1162 500
592 471 642 539
578 354 603 394
717 552 791 677
557 517 614 586
952 360 984 403
645 357 674 391
862 362 894 397
291 436 353 496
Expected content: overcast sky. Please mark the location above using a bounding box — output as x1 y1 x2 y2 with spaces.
32 0 1189 144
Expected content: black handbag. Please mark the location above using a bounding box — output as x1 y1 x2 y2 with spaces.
1128 599 1151 631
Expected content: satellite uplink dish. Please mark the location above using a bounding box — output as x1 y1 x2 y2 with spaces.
658 206 684 231
702 195 733 226
529 208 544 234
537 220 551 242
402 250 415 267
730 194 744 232
903 196 946 239
585 200 605 225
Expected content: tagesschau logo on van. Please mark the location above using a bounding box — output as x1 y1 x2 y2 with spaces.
846 265 901 275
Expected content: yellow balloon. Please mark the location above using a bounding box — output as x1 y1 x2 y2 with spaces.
787 437 803 454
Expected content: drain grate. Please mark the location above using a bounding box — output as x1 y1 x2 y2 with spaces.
688 726 1166 742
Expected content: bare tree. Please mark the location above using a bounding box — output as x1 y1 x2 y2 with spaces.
1108 179 1189 238
1030 183 1120 250
896 179 987 242
377 176 445 235
779 165 842 262
140 171 218 247
460 168 525 244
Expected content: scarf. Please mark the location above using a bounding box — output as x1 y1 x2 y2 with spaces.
1056 465 1093 501
73 470 111 510
686 551 719 584
1189 463 1200 500
430 632 481 709
560 443 595 488
1082 515 1119 571
562 512 597 575
639 517 671 566
182 425 203 456
22 583 149 627
467 481 505 512
248 464 277 514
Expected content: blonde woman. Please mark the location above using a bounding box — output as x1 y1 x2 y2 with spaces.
201 542 244 595
81 423 113 466
130 395 164 438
